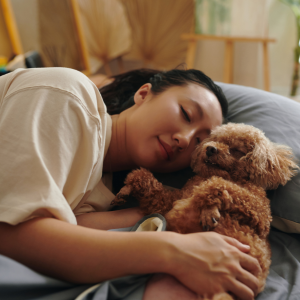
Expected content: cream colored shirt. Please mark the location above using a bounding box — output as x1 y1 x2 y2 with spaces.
0 67 114 225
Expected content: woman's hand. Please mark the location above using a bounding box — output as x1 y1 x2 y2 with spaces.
162 231 261 300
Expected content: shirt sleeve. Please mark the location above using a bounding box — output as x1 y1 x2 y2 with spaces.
0 84 101 225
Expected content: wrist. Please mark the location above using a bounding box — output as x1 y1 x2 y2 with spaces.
144 231 181 275
123 231 178 275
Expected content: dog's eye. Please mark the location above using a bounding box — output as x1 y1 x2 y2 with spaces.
230 148 245 159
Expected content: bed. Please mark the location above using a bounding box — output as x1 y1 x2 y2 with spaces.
1 82 300 300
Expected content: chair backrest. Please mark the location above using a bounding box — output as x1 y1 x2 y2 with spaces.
77 0 132 74
120 0 194 70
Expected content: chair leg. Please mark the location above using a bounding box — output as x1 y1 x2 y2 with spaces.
185 40 197 69
117 56 125 74
104 62 112 76
262 41 270 91
223 40 234 83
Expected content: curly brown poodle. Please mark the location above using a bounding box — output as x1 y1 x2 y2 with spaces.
112 123 298 300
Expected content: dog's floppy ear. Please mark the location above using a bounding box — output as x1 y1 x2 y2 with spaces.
249 141 299 190
267 144 299 189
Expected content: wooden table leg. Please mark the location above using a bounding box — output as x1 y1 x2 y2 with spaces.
262 41 270 91
223 40 234 83
185 39 197 69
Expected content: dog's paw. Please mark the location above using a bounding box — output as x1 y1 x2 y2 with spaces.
111 185 132 206
200 205 221 231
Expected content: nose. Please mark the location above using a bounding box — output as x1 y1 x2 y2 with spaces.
173 131 193 152
206 146 218 157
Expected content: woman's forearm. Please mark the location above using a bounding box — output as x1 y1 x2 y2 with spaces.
76 207 144 230
0 217 172 283
0 217 261 298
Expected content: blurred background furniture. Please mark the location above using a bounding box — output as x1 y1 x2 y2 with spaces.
76 0 131 76
1 0 300 97
189 0 275 91
182 33 275 91
119 0 194 70
38 0 90 74
0 0 22 58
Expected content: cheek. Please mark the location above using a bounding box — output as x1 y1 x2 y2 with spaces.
128 140 156 168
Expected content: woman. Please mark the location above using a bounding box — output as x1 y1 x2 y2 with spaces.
0 67 261 300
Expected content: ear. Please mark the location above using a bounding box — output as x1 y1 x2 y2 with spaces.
267 144 299 189
249 142 299 190
134 83 152 105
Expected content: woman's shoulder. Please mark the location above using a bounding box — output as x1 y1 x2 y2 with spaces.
2 67 106 118
4 68 93 95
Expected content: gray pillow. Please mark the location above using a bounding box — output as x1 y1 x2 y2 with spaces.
155 83 300 233
218 82 300 233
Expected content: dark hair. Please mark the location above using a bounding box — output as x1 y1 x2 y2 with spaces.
99 68 228 116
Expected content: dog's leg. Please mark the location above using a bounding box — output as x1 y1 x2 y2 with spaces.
191 176 271 237
112 168 182 216
200 206 221 231
187 179 231 231
111 185 132 205
112 168 157 205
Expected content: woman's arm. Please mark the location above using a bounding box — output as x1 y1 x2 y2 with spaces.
0 217 168 283
0 217 261 300
76 207 144 230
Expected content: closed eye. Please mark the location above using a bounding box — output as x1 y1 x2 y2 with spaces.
181 106 190 122
230 148 246 159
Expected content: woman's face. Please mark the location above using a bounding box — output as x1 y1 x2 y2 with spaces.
125 83 223 172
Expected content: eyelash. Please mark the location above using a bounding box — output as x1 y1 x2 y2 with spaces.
181 106 190 122
181 106 201 144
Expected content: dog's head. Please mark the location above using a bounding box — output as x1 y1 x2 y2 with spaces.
191 123 298 189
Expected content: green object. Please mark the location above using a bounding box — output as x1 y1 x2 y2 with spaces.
280 0 300 95
195 0 232 35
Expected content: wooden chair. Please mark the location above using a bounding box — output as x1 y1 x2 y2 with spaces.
182 34 275 92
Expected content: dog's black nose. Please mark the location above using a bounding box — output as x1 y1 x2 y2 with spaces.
206 146 218 157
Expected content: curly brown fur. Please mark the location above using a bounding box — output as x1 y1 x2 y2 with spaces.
112 123 298 300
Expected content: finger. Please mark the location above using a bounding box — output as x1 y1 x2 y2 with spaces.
236 268 260 297
227 278 255 300
222 235 251 253
239 253 262 278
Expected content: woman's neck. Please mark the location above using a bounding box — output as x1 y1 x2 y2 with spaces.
103 112 136 172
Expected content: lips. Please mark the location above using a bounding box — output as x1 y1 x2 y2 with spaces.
158 138 174 161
